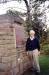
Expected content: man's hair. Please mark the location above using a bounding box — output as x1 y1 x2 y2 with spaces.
29 30 35 34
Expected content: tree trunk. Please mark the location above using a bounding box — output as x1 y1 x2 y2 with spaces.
23 0 32 27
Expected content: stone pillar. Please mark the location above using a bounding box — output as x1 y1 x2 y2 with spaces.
0 14 32 75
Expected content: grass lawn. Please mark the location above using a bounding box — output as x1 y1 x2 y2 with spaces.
39 55 49 75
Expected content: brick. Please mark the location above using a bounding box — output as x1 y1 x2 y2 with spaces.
0 72 5 75
10 67 19 75
0 36 14 40
19 62 23 72
0 63 8 70
2 57 11 63
11 61 16 68
0 23 10 28
0 40 14 45
2 55 17 63
16 65 19 73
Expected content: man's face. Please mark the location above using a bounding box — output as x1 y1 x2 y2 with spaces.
29 30 35 37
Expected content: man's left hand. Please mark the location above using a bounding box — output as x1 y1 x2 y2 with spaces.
38 51 40 56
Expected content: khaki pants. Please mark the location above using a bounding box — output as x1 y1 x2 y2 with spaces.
27 49 40 72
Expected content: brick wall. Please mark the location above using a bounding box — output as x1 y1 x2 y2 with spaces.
0 20 17 74
0 14 32 75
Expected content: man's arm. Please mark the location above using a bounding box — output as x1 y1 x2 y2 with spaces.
37 38 40 51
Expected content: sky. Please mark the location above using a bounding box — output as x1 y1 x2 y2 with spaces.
0 1 27 14
0 0 49 28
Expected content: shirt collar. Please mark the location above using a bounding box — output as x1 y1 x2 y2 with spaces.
30 36 35 40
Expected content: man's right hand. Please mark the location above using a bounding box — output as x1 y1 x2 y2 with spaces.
27 51 29 55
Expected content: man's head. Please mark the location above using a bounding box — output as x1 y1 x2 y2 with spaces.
29 30 35 37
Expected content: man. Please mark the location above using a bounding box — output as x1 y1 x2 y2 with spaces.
26 30 40 74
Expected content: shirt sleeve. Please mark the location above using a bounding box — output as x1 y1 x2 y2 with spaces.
37 38 40 51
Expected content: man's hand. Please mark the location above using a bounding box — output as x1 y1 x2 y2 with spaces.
27 51 29 55
38 51 40 56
